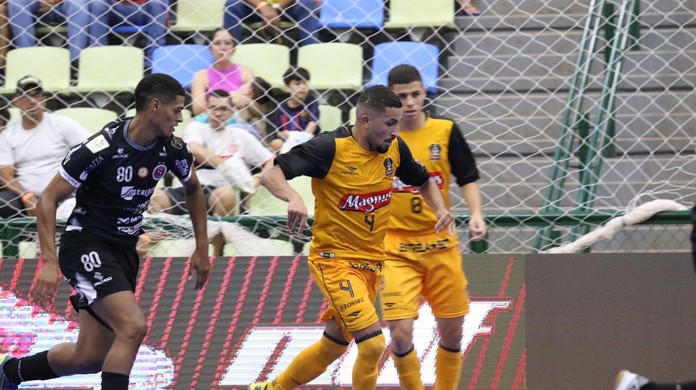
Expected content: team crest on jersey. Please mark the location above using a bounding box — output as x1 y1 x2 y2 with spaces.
429 144 442 161
152 164 168 180
383 158 394 178
138 167 148 178
170 137 184 150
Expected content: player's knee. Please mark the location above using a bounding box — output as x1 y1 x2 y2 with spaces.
117 318 148 344
356 331 386 361
387 322 414 354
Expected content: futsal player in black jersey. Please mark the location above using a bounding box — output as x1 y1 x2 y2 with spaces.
0 74 211 390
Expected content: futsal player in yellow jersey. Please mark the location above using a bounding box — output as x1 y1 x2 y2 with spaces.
381 64 488 390
251 85 455 390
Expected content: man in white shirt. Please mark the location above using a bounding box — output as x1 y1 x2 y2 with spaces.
0 75 91 218
150 89 274 217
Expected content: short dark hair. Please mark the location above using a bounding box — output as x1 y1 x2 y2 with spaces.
207 89 231 101
134 73 186 112
357 85 402 113
387 64 422 88
0 105 9 127
283 66 311 85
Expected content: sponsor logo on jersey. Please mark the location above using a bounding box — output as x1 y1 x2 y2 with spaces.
138 167 148 178
338 298 365 312
117 216 143 225
338 188 392 213
152 164 168 180
175 159 190 178
120 186 155 201
429 144 442 161
79 155 105 180
399 238 451 253
383 158 394 178
112 147 129 159
320 252 335 259
85 135 109 153
348 262 382 273
63 144 80 164
392 172 444 194
340 166 359 175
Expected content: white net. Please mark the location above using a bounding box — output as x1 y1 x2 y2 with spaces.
0 0 694 257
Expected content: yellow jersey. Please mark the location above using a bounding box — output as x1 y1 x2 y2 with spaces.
275 126 430 261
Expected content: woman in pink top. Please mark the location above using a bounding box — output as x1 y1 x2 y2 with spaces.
191 28 255 115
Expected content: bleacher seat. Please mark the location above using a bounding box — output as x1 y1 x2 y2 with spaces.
170 0 225 37
383 0 456 29
152 45 213 89
367 41 440 94
297 43 364 91
0 47 71 95
234 43 291 89
71 47 144 94
54 107 119 133
318 104 343 132
319 0 384 29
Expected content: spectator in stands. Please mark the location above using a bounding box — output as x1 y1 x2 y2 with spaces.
0 0 9 71
458 0 480 15
150 89 273 217
190 28 255 116
268 66 320 152
90 0 169 67
150 89 274 254
7 0 103 63
223 0 320 46
0 75 90 219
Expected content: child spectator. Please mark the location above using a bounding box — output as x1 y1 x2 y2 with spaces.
268 66 320 152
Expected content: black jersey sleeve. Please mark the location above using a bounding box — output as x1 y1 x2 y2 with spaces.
164 136 195 183
274 131 336 180
395 137 430 187
59 132 110 188
449 123 480 186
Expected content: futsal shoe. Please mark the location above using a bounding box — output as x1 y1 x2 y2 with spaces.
0 355 19 390
614 370 649 390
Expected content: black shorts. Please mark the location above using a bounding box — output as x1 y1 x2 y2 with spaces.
59 240 139 310
163 185 215 215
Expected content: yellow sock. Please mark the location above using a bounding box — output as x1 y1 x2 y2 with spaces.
352 332 386 390
392 348 425 390
434 345 463 390
272 333 348 390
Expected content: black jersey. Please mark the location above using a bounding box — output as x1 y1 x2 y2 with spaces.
59 119 194 246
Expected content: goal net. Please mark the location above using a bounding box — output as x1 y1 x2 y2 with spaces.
0 0 694 257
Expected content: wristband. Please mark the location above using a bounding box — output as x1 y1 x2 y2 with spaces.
256 1 267 10
21 192 35 202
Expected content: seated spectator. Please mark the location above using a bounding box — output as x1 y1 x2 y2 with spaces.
268 66 320 152
90 0 169 67
191 27 255 116
193 76 275 141
7 0 103 63
0 76 90 219
150 89 274 217
458 0 480 15
0 0 9 71
223 0 320 46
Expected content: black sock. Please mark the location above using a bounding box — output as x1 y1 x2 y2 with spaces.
4 351 58 384
102 371 129 390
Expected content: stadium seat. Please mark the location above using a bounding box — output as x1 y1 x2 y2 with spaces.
248 176 315 216
319 0 384 29
384 0 456 29
170 0 225 37
234 43 291 89
318 104 343 132
71 46 144 94
297 43 364 91
151 44 213 89
54 107 119 133
126 108 192 137
367 41 440 94
0 47 71 95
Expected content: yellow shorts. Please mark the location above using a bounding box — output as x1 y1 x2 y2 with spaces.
381 230 469 320
309 258 382 341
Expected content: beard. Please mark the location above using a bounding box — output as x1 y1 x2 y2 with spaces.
375 144 390 154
